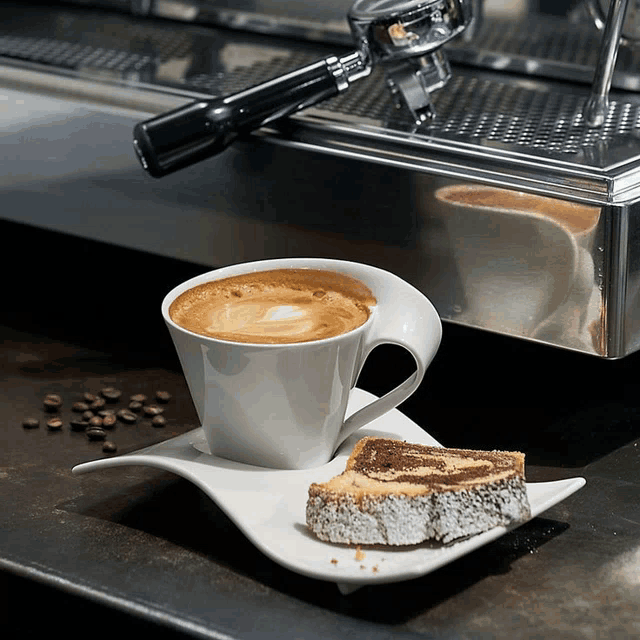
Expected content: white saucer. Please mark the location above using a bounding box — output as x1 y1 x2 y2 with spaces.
72 389 586 594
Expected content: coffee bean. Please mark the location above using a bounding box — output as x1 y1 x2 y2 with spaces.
86 427 107 441
116 409 137 424
43 394 62 412
102 441 117 453
82 410 94 421
101 387 122 403
89 398 106 411
69 419 88 432
155 391 172 404
72 401 90 413
102 414 117 429
130 394 147 404
98 409 115 417
151 415 166 427
143 405 164 417
22 418 40 429
128 401 143 413
88 416 103 428
83 392 98 403
46 418 63 431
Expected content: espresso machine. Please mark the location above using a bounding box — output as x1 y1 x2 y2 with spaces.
132 0 636 174
4 0 640 358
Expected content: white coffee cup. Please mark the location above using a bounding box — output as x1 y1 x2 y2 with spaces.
162 258 442 469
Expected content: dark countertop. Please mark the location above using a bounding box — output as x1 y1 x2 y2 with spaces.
2 219 640 639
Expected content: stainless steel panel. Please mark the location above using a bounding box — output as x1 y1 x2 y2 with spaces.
0 80 617 356
418 181 607 355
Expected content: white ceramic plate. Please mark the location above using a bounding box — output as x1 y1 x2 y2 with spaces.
72 389 585 594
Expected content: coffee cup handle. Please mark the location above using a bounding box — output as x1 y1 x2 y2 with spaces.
336 275 442 448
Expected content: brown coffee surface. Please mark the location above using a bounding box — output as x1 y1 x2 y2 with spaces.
169 268 376 344
436 185 600 233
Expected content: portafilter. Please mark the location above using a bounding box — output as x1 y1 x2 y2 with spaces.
133 0 474 178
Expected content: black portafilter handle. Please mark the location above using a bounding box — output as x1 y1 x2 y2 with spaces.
133 53 369 178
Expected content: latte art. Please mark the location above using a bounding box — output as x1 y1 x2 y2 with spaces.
206 302 315 340
169 268 377 344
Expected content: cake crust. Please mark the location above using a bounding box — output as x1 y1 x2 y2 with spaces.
306 437 531 545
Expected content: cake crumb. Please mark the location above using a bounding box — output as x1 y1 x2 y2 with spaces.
372 565 379 573
330 558 338 565
306 436 530 546
360 565 366 570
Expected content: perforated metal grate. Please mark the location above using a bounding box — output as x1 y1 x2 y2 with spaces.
5 31 640 158
0 35 155 72
321 72 640 156
188 54 314 96
429 75 640 154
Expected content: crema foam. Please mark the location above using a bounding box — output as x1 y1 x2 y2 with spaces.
169 268 377 344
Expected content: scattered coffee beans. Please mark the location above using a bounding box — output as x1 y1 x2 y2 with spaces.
101 387 122 403
102 414 117 429
151 415 166 427
86 427 107 441
70 419 88 432
143 405 164 417
89 398 106 411
43 394 63 412
46 418 63 431
27 383 177 454
116 409 137 424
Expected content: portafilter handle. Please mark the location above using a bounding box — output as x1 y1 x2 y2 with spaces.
133 0 474 178
133 52 369 178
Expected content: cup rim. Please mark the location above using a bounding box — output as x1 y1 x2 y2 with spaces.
161 257 380 348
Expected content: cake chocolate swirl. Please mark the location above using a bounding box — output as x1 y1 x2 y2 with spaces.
346 438 524 490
